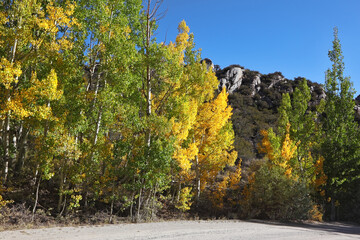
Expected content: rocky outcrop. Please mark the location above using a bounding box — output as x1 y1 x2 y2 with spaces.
267 73 285 89
203 58 360 164
216 65 244 93
212 60 327 106
207 59 328 161
200 58 214 71
250 73 261 96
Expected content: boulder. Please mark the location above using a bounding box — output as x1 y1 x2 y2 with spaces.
217 65 244 93
250 73 261 96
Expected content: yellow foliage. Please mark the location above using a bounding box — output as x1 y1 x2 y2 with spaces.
193 88 236 192
4 70 63 121
229 160 242 190
176 20 190 51
1 92 32 118
195 88 232 138
260 124 298 178
0 58 22 89
0 195 13 212
69 194 82 210
281 128 298 162
242 172 255 202
314 156 327 192
0 186 13 211
165 20 191 64
28 1 77 51
258 129 275 161
309 204 323 221
171 99 198 142
174 142 198 172
212 175 229 209
175 187 193 212
161 21 235 204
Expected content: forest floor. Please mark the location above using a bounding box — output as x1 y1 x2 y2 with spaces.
0 219 359 240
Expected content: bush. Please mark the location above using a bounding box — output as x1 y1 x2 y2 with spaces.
241 163 313 220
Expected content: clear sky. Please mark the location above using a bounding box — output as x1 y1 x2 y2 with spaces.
154 0 360 95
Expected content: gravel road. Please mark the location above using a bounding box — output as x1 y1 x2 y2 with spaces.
1 220 359 240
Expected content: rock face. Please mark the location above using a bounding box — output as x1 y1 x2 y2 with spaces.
213 61 326 107
216 65 244 93
250 73 261 96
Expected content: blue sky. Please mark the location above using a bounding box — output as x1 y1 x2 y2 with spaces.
154 0 360 95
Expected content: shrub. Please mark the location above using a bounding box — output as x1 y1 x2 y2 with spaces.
241 162 313 220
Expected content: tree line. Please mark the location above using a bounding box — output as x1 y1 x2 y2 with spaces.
0 0 358 223
0 0 238 222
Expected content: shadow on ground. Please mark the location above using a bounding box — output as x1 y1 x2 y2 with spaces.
249 219 360 236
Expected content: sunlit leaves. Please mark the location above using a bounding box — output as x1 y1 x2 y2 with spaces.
0 58 22 89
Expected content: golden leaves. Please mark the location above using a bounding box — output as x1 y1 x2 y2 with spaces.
28 0 77 51
192 87 236 191
0 58 22 89
195 88 232 140
314 156 327 194
175 187 193 211
174 142 198 172
229 160 242 190
0 68 62 120
1 92 32 119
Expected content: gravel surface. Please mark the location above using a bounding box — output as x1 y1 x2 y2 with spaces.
0 220 359 240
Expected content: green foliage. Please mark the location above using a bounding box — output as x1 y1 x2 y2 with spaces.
242 162 313 220
322 27 360 221
0 0 358 224
229 89 278 161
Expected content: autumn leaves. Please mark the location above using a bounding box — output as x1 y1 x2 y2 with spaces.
0 0 237 220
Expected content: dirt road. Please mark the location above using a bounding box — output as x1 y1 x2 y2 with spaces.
1 220 359 240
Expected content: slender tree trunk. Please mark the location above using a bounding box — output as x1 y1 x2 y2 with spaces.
59 196 67 217
176 181 181 202
195 153 200 201
144 0 152 150
32 176 41 222
58 166 65 212
3 30 19 184
15 128 29 173
109 197 114 223
151 183 157 219
94 110 102 147
136 187 143 222
194 138 200 202
12 122 22 167
3 110 11 185
109 181 115 223
11 39 18 63
83 106 102 208
130 192 134 221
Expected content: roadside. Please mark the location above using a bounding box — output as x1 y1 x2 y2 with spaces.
0 220 359 240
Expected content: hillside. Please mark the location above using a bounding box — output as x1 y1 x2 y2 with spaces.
206 60 326 163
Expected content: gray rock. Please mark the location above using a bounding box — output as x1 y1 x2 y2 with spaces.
268 73 285 89
218 66 243 93
250 73 261 96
